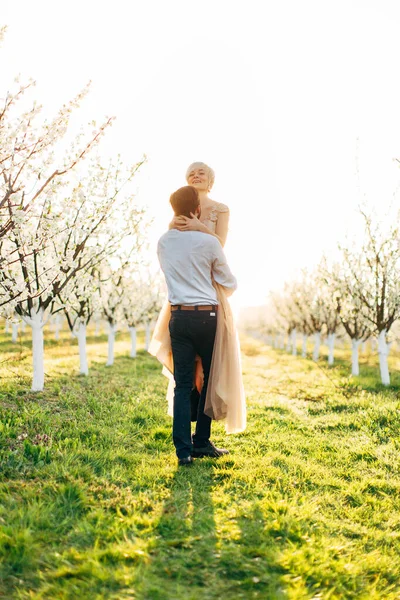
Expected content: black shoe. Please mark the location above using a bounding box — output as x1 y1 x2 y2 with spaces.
191 441 229 458
178 455 194 467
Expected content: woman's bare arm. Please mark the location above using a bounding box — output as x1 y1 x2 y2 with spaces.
214 209 229 247
170 208 229 247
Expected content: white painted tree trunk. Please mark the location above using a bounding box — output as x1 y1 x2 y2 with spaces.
351 339 361 376
378 330 390 386
327 333 335 366
286 334 292 352
5 319 10 334
76 323 88 375
312 332 321 361
273 334 278 348
24 309 46 392
106 323 117 366
291 328 297 356
11 322 19 343
302 334 308 357
129 326 137 358
55 314 62 340
145 321 151 351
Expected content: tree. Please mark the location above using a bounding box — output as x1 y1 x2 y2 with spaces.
288 271 326 361
268 292 290 350
1 152 146 389
59 272 101 375
316 259 343 366
339 210 400 384
272 287 300 356
324 259 372 376
0 74 112 247
121 277 162 358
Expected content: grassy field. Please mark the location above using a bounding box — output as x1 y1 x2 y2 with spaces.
1 326 400 599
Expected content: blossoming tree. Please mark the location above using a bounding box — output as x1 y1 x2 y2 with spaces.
0 81 145 389
339 211 400 384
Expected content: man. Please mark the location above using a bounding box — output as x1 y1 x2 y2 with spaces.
157 185 237 466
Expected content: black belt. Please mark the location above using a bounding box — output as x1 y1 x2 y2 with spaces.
171 305 218 311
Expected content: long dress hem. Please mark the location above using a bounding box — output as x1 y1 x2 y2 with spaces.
148 281 246 435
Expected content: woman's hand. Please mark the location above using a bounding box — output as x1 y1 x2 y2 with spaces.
170 213 205 232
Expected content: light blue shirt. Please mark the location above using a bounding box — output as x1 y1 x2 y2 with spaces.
157 230 237 306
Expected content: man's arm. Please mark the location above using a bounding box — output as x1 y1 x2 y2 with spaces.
211 240 237 296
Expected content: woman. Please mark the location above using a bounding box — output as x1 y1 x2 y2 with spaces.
171 162 230 247
149 162 246 434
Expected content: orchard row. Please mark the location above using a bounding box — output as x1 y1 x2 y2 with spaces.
260 210 400 385
0 29 160 391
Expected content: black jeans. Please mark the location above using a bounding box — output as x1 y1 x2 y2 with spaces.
169 310 217 459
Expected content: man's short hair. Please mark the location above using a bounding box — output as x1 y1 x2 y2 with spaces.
170 186 200 218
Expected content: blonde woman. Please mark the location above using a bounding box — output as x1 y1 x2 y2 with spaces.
172 162 230 247
149 162 246 435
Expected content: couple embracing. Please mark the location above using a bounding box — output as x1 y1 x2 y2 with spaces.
149 162 246 466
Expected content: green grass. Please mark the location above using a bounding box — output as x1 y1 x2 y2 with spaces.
1 327 400 599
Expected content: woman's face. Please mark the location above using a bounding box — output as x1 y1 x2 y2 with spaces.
187 166 210 191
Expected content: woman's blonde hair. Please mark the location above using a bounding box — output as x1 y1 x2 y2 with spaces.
185 162 215 191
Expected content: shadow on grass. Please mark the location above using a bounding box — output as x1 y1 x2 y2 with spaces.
137 462 287 600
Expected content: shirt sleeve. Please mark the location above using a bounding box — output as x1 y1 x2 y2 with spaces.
211 239 237 294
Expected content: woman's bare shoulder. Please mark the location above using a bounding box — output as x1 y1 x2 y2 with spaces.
211 200 229 213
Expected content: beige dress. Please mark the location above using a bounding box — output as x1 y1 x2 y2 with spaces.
148 202 246 434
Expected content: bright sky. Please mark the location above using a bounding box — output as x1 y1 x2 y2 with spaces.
2 0 400 308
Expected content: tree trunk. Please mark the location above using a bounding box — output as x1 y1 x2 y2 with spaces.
302 334 308 357
145 321 151 351
286 333 292 353
312 332 321 361
5 319 10 333
327 333 335 366
351 339 361 376
55 314 62 340
77 322 88 375
291 328 297 356
378 330 390 386
11 322 19 343
25 309 45 392
106 323 117 366
129 326 137 358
